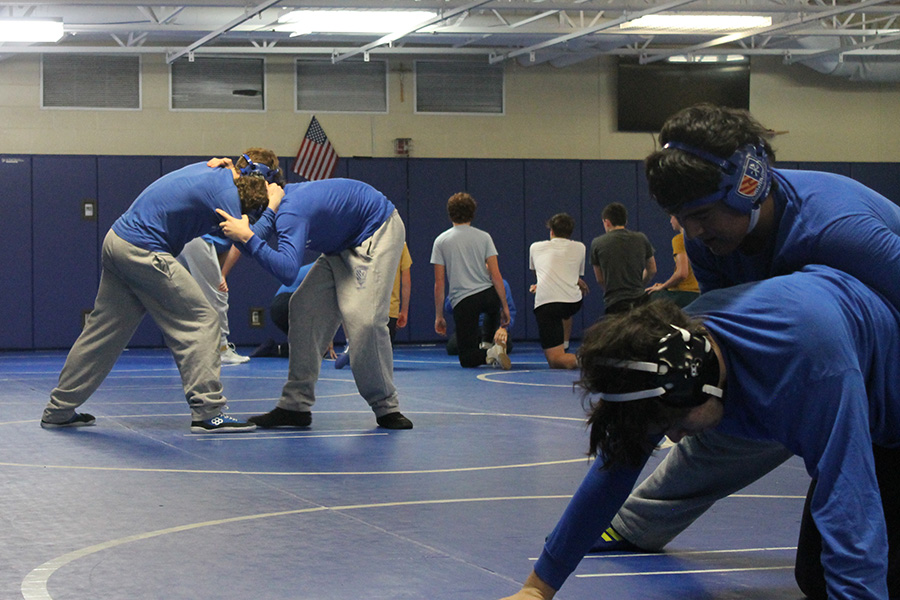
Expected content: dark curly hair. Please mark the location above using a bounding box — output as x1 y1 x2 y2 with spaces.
645 104 777 214
577 300 708 469
235 176 269 215
447 192 477 224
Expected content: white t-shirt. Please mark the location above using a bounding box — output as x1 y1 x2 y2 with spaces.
529 237 586 309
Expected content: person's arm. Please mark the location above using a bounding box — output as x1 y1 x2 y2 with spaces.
593 265 605 289
641 256 657 286
397 267 411 329
220 245 241 279
434 264 447 336
648 252 690 293
486 255 510 328
793 373 890 599
577 278 589 296
217 207 305 286
503 456 648 598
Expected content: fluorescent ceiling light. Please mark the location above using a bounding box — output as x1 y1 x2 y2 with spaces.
620 15 772 31
0 19 64 42
276 10 438 36
668 54 749 63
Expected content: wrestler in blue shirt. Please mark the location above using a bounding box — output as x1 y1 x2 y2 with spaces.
509 266 899 600
217 178 413 430
43 152 277 433
237 178 394 286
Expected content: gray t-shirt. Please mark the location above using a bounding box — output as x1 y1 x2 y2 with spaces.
590 229 654 308
431 224 497 308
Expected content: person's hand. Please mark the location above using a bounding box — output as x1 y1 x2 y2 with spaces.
499 591 551 600
499 571 556 600
494 327 508 347
215 209 254 243
397 311 408 329
207 157 233 169
646 282 664 293
529 284 537 294
325 342 337 360
266 181 284 212
577 278 590 296
218 276 228 293
435 317 447 336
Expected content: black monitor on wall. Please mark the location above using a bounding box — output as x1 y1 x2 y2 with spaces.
616 58 750 133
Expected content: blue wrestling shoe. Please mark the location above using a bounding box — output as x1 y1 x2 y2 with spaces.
334 351 350 370
190 413 256 433
587 526 645 553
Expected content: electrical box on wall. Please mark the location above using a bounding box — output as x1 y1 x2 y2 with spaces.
81 199 97 221
249 307 265 328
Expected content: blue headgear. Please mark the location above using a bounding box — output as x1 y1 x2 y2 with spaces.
596 326 722 408
663 141 772 229
239 153 282 184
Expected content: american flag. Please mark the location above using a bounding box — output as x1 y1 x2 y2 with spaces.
292 116 338 181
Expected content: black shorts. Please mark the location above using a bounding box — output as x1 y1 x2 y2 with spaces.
534 300 583 349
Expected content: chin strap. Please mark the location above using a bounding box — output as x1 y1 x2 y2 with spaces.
746 207 761 235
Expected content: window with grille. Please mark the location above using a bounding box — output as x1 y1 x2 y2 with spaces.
296 59 387 113
415 60 504 114
42 54 141 109
171 56 265 111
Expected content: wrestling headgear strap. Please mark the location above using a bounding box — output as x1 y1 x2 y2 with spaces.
239 154 282 184
597 325 723 408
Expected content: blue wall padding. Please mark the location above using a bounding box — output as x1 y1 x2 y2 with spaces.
466 159 526 342
0 156 34 348
851 163 900 203
406 158 467 343
32 156 100 349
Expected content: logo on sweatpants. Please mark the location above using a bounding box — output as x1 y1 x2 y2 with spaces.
355 266 368 288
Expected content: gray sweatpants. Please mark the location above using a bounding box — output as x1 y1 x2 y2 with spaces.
44 230 226 423
611 429 795 550
177 237 230 346
277 211 404 418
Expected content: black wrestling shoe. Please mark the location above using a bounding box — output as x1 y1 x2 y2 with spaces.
248 407 312 428
40 412 96 429
376 412 413 430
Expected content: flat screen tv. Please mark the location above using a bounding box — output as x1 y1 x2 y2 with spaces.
616 58 750 133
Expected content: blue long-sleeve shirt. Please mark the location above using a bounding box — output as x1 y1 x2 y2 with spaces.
243 178 395 286
687 169 900 311
112 163 269 257
535 266 900 600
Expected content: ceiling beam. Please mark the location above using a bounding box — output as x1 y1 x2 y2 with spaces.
166 0 283 63
489 0 699 64
788 30 900 64
640 0 899 63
